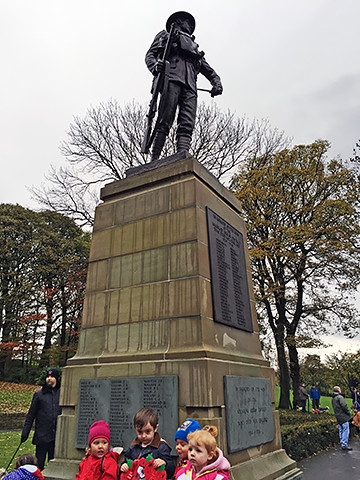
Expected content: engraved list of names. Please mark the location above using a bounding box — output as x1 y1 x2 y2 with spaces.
206 207 253 332
76 376 178 449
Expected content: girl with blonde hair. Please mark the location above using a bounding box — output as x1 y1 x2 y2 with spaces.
175 426 230 480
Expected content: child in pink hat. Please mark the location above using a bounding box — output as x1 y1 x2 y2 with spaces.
75 420 120 480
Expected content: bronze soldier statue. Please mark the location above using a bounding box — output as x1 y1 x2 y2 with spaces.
142 11 223 161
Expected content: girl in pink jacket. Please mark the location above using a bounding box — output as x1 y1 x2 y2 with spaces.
175 426 230 480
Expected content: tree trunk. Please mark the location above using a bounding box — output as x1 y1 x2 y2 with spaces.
40 287 54 367
274 326 292 409
0 299 16 377
287 337 301 409
60 286 67 348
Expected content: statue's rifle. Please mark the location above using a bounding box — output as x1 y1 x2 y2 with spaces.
141 23 176 154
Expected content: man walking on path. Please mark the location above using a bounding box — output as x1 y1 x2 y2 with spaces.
331 385 353 450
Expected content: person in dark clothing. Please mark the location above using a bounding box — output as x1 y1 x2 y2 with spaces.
21 368 62 470
298 383 309 413
332 385 353 450
309 384 321 410
145 11 223 161
121 407 175 479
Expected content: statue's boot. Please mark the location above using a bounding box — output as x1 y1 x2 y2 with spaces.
151 132 167 161
176 135 191 154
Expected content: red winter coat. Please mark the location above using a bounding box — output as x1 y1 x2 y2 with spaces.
75 451 120 480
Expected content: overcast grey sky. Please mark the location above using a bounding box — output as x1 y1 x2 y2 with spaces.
1 0 359 355
1 0 360 209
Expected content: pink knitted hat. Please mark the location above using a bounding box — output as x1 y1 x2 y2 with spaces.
88 420 111 445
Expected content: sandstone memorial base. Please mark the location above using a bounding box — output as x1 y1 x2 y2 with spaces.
43 154 301 480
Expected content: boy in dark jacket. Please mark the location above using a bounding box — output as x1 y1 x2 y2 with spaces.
21 368 62 470
121 407 175 478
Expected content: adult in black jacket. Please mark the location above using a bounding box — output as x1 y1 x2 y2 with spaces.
21 368 62 470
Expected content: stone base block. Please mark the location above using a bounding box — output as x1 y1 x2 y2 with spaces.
43 459 80 480
231 450 302 480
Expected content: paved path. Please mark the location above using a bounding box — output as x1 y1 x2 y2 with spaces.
298 438 360 479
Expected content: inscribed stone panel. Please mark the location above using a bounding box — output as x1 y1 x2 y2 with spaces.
224 376 274 452
76 376 178 450
206 208 253 332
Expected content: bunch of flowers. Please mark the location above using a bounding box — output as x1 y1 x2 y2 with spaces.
120 454 166 480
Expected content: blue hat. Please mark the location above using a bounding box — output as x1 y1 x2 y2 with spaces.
175 418 201 442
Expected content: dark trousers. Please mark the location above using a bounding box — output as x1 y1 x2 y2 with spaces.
312 399 320 409
300 399 307 412
158 81 197 139
35 441 55 470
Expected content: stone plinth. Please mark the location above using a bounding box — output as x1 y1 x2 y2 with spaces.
43 155 300 480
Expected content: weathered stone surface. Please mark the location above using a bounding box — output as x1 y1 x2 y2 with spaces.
43 157 299 480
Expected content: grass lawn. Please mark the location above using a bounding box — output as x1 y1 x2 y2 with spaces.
0 382 38 471
0 433 35 471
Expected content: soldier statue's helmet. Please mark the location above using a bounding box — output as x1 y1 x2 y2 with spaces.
166 11 196 34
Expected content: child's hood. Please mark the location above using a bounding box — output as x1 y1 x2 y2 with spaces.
107 450 121 461
196 448 230 476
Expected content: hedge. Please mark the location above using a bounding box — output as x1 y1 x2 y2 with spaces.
280 410 344 461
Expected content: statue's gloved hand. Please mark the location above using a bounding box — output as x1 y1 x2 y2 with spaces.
210 85 223 97
154 59 165 74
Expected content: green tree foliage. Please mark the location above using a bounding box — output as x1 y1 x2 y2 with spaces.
231 140 360 409
299 350 360 400
298 354 330 396
0 206 39 358
0 205 90 378
325 351 360 396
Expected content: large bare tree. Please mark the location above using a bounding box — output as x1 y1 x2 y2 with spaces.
31 100 289 227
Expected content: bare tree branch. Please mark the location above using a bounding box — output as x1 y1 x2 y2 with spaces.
31 99 290 227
